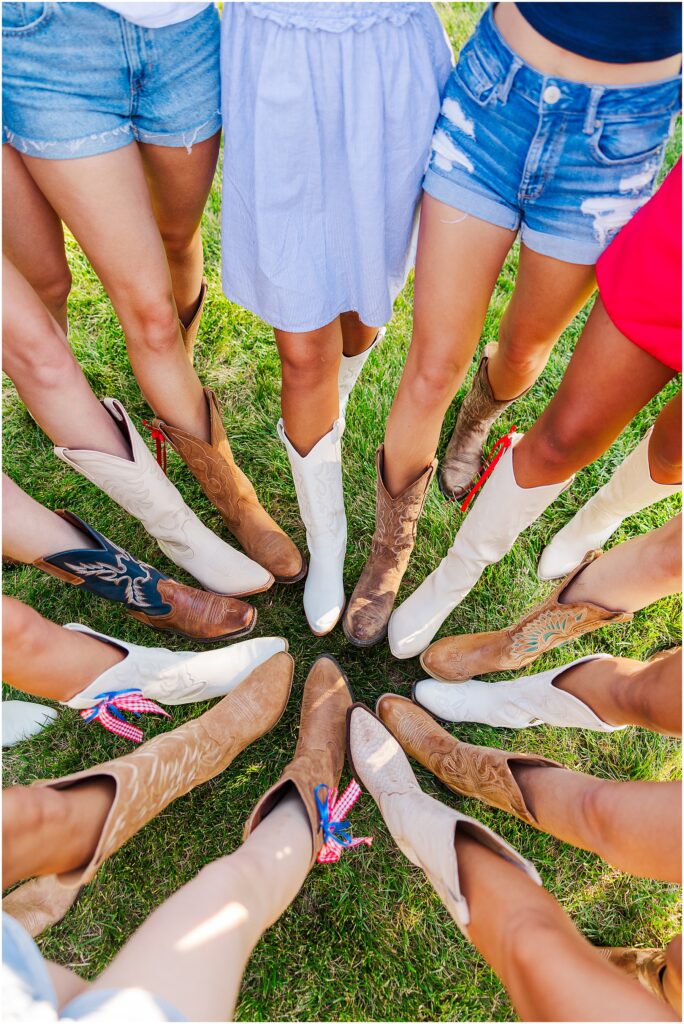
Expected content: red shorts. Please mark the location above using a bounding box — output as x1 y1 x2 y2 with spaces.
596 158 682 373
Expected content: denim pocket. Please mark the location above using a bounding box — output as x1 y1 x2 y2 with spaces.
589 112 673 167
2 2 52 34
453 37 501 107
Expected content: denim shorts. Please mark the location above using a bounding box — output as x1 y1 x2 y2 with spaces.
423 5 681 263
2 2 221 159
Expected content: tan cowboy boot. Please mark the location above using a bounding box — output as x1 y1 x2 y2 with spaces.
180 278 207 360
34 653 294 888
343 446 436 647
440 344 527 500
244 655 352 866
2 876 80 938
420 550 632 682
599 947 668 1003
376 693 562 827
154 389 305 584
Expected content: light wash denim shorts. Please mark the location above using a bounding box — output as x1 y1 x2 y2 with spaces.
2 2 220 158
423 5 681 263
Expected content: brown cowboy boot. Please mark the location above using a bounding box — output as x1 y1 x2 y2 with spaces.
599 947 668 1003
33 653 294 888
376 693 562 827
180 278 207 360
244 655 352 866
2 876 81 938
420 549 632 682
440 344 527 500
154 389 305 584
343 445 436 647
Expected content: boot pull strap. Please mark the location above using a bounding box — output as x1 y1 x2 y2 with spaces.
314 781 373 863
142 420 168 474
81 688 170 744
460 426 516 513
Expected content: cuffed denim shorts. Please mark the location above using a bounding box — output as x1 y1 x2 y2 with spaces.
2 2 220 159
423 5 681 264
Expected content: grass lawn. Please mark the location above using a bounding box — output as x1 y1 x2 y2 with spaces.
3 4 682 1020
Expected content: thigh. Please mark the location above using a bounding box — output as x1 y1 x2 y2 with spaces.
140 132 221 245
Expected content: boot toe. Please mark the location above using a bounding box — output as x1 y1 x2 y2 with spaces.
343 594 390 647
537 545 578 581
439 458 480 502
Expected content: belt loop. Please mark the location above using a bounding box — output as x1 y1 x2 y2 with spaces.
583 86 605 135
498 56 522 103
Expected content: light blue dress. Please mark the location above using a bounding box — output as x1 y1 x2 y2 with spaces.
220 2 453 333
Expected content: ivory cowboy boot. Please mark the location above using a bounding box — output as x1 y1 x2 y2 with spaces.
34 653 294 888
34 511 256 642
412 654 624 730
2 701 57 747
343 446 436 647
154 389 305 584
279 419 347 635
55 398 272 596
347 703 541 939
377 693 563 826
180 277 207 360
389 432 573 659
420 550 632 681
338 327 386 419
538 430 682 580
244 655 352 866
440 344 527 500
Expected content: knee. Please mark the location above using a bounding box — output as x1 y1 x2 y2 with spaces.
651 517 682 581
406 347 471 411
499 902 565 979
498 323 551 380
159 222 200 264
4 317 77 391
648 439 682 486
279 340 338 387
2 597 45 654
579 781 624 869
32 265 72 321
125 294 183 355
523 421 592 480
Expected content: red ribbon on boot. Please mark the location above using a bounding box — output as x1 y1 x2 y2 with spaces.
81 688 170 744
459 426 516 513
143 420 168 474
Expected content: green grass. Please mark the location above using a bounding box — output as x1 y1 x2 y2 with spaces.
3 5 682 1020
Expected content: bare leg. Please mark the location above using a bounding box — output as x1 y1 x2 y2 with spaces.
23 147 210 440
487 244 596 401
383 196 515 496
456 831 677 1022
2 146 71 332
649 392 682 485
561 513 682 613
2 596 124 702
275 319 343 455
340 311 380 358
3 475 96 561
514 297 675 488
2 257 131 459
140 133 220 326
88 791 311 1021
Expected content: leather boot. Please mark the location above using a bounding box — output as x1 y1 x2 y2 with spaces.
440 344 527 500
377 693 563 826
244 655 352 867
180 278 207 361
3 876 80 937
420 550 632 681
599 947 668 1003
154 389 305 584
338 327 385 419
34 510 256 642
35 652 294 887
343 446 436 647
2 701 57 747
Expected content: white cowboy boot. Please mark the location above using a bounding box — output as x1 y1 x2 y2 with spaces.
2 701 57 747
413 654 623 730
347 704 541 938
338 327 386 419
538 430 681 580
278 418 346 635
54 399 272 597
61 624 288 707
389 433 572 659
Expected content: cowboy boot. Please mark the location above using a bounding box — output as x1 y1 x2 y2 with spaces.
347 703 541 939
55 398 272 596
34 652 294 888
338 327 385 419
389 432 573 659
343 446 436 647
3 876 81 938
440 344 528 500
539 430 682 580
420 550 632 682
412 654 625 731
34 510 256 642
154 389 305 584
180 278 207 361
244 655 352 866
599 947 668 1003
2 701 57 747
279 419 346 635
377 693 564 826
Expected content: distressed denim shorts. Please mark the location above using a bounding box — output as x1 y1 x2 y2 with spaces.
423 5 681 263
2 2 221 159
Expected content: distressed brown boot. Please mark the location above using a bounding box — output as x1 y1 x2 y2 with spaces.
440 344 526 501
34 653 294 887
343 446 436 647
420 550 632 682
244 655 352 866
2 876 81 937
376 693 562 826
180 278 207 360
599 947 668 1003
155 389 305 584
